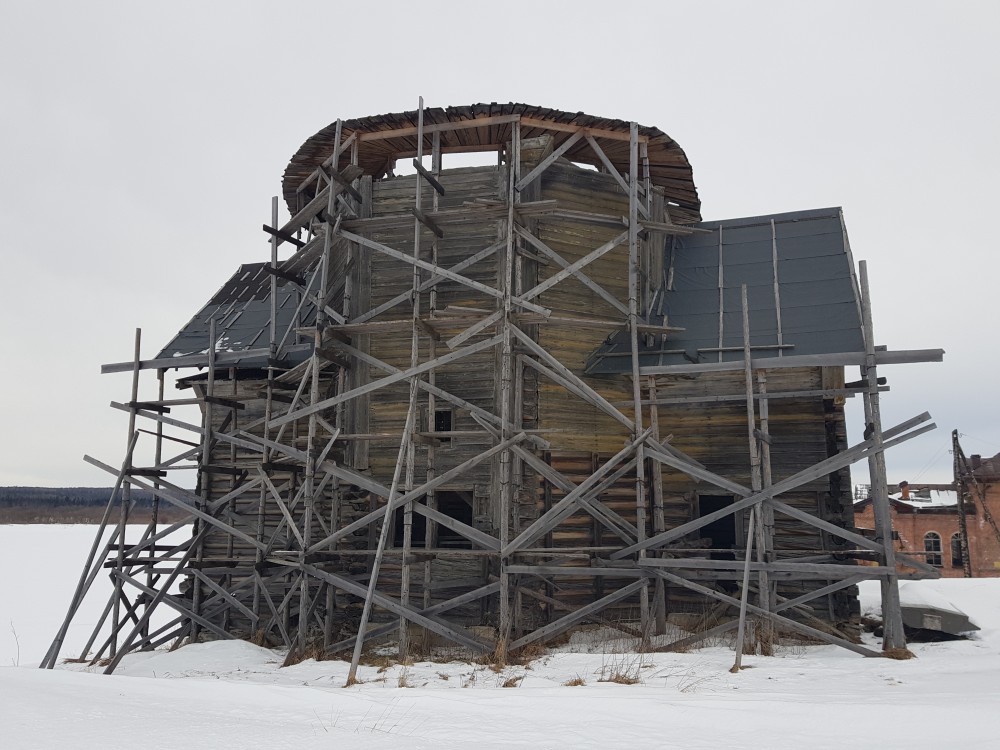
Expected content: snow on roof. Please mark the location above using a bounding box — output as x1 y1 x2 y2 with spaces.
889 489 958 508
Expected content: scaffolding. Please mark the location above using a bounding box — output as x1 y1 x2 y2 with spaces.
43 101 944 675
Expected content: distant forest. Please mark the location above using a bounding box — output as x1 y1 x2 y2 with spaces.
0 487 188 523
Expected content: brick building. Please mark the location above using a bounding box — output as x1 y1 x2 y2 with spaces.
854 455 1000 577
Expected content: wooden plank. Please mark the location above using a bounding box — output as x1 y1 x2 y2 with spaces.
338 228 551 318
612 412 936 559
412 158 446 196
261 224 306 249
514 225 629 317
639 348 946 376
268 334 503 429
297 563 491 654
510 580 646 650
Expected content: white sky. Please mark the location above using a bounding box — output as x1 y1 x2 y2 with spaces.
1 0 997 488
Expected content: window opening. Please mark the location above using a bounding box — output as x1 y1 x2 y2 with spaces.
924 532 943 567
433 409 453 444
436 491 474 550
950 533 964 568
697 495 737 560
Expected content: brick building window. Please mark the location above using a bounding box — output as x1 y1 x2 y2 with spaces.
951 533 964 568
924 532 943 567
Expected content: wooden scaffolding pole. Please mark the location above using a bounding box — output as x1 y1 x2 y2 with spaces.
858 261 906 652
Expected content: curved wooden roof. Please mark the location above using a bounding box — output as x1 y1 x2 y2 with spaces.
282 103 701 223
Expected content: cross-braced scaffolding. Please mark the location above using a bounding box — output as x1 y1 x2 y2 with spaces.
44 101 944 675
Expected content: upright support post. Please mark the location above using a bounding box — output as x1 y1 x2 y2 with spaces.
191 319 216 643
740 285 768 654
951 430 974 578
422 128 443 653
858 261 906 652
627 122 650 639
111 328 141 658
496 119 521 661
647 376 667 635
399 102 424 659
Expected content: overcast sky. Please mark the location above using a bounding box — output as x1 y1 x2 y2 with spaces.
1 0 997 489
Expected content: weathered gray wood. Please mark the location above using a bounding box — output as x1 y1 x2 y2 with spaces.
511 324 634 430
859 260 907 652
519 230 629 303
513 225 629 317
297 563 491 654
649 569 880 658
637 557 892 576
510 580 646 650
503 427 653 556
515 128 584 192
42 432 140 669
269 334 503 429
638 348 946 376
338 228 551 317
351 238 505 324
613 412 936 559
327 582 501 654
732 506 757 671
307 433 526 552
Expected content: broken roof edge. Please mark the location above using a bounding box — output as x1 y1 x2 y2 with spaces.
281 102 701 222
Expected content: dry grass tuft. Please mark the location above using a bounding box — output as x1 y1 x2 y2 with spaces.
510 641 547 666
563 675 586 687
501 676 522 688
601 672 640 685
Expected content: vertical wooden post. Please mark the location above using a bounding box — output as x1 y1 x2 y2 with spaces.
398 101 425 660
858 261 906 652
422 129 443 652
627 122 650 640
647 376 667 635
111 328 141 658
191 319 216 643
496 119 521 661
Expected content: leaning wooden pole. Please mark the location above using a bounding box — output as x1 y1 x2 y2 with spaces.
740 285 768 653
110 328 142 658
858 261 906 652
398 103 425 660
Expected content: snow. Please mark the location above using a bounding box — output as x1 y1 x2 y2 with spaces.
3 525 1000 749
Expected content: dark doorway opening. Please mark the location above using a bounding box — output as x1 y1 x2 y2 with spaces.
392 491 474 549
436 491 474 549
697 495 737 559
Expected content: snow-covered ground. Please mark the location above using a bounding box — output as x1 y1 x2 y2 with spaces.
2 525 999 749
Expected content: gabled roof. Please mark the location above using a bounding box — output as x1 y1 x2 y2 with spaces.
155 263 314 367
585 207 865 374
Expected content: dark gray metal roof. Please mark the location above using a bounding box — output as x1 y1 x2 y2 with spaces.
156 263 313 367
586 207 865 374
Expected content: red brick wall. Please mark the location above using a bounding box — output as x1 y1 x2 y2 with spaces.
855 487 1000 577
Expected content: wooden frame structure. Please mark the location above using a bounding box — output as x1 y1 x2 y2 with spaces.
44 101 944 676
